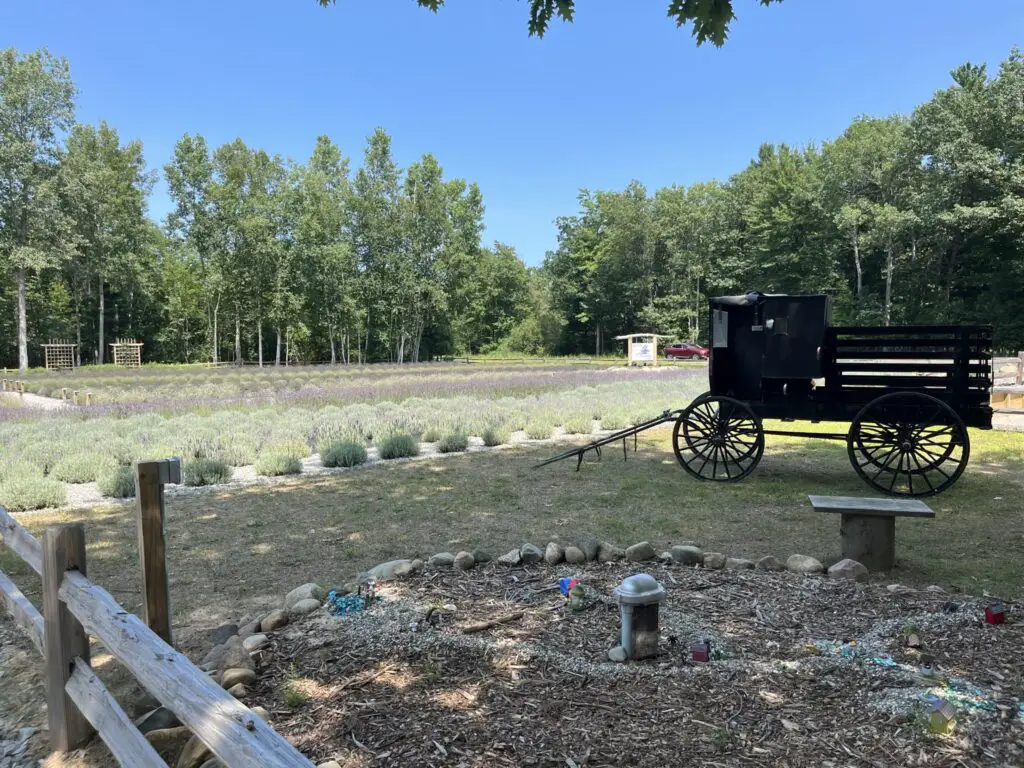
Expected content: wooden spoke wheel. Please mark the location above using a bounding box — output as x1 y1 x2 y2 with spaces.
847 392 970 497
673 396 764 482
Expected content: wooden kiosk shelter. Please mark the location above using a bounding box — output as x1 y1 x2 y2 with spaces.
616 333 671 367
41 341 79 371
109 339 143 368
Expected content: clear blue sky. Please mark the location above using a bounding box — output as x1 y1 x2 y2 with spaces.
5 0 1023 265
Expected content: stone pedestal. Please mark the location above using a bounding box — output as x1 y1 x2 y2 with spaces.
840 514 895 571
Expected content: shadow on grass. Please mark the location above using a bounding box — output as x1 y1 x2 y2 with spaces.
4 425 1023 652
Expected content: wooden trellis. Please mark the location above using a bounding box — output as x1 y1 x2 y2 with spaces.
41 341 79 372
109 339 143 368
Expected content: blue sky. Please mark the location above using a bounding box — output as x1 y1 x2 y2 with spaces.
5 0 1024 265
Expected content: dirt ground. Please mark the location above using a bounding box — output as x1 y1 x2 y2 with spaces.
252 563 1024 767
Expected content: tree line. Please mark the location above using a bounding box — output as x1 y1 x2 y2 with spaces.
545 50 1024 355
3 46 1023 371
1 47 537 370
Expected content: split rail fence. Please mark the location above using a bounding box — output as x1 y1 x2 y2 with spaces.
0 459 314 767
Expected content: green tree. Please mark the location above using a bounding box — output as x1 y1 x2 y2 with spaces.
0 47 75 371
318 0 784 44
60 121 153 362
165 134 223 362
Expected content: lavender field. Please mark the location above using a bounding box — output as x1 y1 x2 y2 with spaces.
0 364 707 511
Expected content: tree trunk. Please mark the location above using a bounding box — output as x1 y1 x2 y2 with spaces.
852 228 862 301
257 321 263 368
212 299 220 364
98 273 105 364
76 315 82 368
884 246 894 326
595 323 601 356
17 266 28 372
356 329 362 364
285 329 290 366
397 333 405 364
275 327 282 366
330 331 336 364
234 314 242 364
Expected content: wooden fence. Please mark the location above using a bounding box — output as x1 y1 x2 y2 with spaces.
994 352 1024 386
0 459 314 767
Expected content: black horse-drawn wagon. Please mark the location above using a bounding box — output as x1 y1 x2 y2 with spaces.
539 292 994 496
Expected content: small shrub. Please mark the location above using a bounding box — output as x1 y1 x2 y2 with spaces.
219 437 260 467
183 457 233 487
421 425 442 443
51 452 117 484
436 432 469 453
481 426 510 446
0 475 66 512
525 421 554 440
377 433 419 460
322 441 368 468
562 414 594 435
97 466 136 498
281 679 309 709
600 410 630 430
255 451 303 477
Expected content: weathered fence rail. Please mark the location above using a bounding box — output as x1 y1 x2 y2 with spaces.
0 463 314 767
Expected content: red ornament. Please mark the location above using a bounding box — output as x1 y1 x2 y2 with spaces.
985 602 1006 625
691 640 711 663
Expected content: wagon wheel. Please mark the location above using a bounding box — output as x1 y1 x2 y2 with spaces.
847 392 970 497
673 396 764 482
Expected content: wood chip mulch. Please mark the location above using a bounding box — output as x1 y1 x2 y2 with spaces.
247 563 1024 767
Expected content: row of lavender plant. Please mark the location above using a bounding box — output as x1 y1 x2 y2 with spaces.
0 372 707 510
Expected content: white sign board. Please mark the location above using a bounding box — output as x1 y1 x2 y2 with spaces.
631 342 655 362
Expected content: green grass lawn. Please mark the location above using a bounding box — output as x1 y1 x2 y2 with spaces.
3 423 1023 653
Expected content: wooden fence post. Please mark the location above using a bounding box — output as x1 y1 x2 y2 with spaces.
42 524 93 752
134 459 180 645
1017 351 1023 386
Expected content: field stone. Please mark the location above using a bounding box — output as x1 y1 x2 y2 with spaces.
925 585 946 593
887 583 916 594
544 542 565 565
260 609 289 633
221 667 257 689
175 734 211 768
429 552 455 567
598 543 625 562
200 643 227 668
726 557 755 570
520 543 544 564
756 555 784 571
702 552 726 569
471 549 492 563
787 554 824 574
671 545 704 566
393 559 424 578
318 762 343 768
625 541 656 561
368 559 416 581
237 619 261 640
218 636 253 673
497 548 522 566
242 633 269 653
226 684 247 699
454 551 475 570
144 726 190 756
658 551 672 562
579 537 600 561
210 623 238 646
828 558 869 582
608 646 628 663
134 706 180 734
564 546 586 565
284 583 326 611
289 598 322 617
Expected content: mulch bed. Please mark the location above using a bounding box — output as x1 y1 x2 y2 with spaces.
248 563 1024 767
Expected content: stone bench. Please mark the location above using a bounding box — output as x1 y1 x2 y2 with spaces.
808 495 935 572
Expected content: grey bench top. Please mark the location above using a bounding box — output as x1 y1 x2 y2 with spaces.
808 495 935 518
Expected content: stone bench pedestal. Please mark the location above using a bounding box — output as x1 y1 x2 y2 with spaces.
809 495 935 572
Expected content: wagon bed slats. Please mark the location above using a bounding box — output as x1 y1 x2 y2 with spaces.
835 374 991 389
832 349 993 361
833 362 991 374
831 324 993 336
